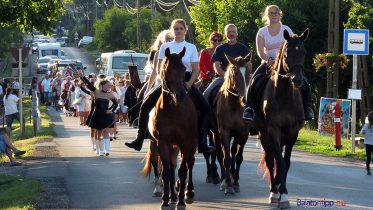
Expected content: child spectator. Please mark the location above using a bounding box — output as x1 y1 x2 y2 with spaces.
360 111 373 175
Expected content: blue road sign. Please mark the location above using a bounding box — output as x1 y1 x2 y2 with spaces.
343 29 369 55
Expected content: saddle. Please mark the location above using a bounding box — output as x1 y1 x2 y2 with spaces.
252 73 270 108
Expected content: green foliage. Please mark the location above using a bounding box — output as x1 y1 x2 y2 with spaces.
0 26 23 59
0 0 65 34
0 175 43 209
296 129 366 159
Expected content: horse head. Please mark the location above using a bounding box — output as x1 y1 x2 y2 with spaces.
274 28 309 88
160 47 187 102
223 53 252 101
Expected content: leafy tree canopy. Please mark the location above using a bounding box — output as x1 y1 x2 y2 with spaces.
0 0 65 34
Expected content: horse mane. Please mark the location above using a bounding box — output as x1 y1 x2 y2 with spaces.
159 57 169 81
221 62 237 97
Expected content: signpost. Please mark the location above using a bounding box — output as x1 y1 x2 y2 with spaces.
343 29 369 153
10 47 30 135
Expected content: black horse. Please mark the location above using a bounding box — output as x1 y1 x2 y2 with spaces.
254 29 309 209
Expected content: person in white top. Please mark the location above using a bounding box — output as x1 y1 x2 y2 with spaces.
125 19 215 153
360 111 373 175
41 74 52 105
3 88 25 129
243 4 314 121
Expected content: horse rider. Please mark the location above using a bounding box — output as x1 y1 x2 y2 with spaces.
242 4 314 121
125 19 215 153
203 24 250 106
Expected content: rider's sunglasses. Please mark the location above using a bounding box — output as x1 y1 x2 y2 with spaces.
212 38 222 43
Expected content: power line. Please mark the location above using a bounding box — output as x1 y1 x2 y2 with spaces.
154 0 180 12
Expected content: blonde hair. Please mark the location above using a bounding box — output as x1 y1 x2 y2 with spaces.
170 19 188 32
152 30 174 51
261 5 283 25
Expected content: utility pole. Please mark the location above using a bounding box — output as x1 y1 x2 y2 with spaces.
327 0 340 98
137 0 141 49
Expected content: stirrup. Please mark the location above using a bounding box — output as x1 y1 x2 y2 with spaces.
242 107 255 121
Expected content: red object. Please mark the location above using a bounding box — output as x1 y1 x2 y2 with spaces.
334 101 342 150
199 49 214 80
10 47 30 62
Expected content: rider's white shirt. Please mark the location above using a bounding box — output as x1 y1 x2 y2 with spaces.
158 40 199 72
257 24 293 62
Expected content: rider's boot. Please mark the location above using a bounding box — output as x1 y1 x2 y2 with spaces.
243 87 255 121
302 81 314 121
125 127 146 151
125 113 148 151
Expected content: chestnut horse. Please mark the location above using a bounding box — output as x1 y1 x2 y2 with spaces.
254 29 309 209
148 47 198 209
211 53 253 194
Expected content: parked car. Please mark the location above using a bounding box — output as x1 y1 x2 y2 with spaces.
37 56 52 74
78 36 93 48
56 38 66 46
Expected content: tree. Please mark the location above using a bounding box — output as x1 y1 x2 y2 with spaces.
0 26 23 59
0 0 65 34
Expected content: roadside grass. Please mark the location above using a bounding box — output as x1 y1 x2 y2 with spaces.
1 98 55 162
0 97 54 210
0 175 43 210
296 128 366 160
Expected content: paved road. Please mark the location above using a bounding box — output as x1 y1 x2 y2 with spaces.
4 47 372 210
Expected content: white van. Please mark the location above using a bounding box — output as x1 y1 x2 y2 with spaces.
99 51 148 81
38 43 62 58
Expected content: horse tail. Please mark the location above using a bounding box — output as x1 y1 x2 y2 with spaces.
258 152 277 185
142 148 152 178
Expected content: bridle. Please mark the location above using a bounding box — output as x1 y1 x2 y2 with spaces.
276 41 305 79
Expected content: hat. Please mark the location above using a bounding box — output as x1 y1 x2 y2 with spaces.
66 76 72 79
89 73 96 76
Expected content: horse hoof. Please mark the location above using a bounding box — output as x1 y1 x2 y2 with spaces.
184 197 194 204
233 185 240 193
224 187 235 195
206 176 213 183
176 204 186 210
160 205 170 210
220 180 226 191
278 201 290 209
212 176 220 184
184 191 194 204
153 191 162 197
169 201 177 210
268 192 279 204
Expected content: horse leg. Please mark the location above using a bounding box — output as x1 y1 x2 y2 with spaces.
261 134 279 204
176 155 187 208
270 135 288 209
169 151 177 208
184 153 195 204
221 132 234 195
203 152 212 183
150 142 163 197
232 137 247 193
210 151 220 184
159 144 171 209
278 135 297 209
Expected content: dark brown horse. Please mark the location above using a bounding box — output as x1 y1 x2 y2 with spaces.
210 53 253 195
148 47 198 209
195 78 220 184
254 29 309 209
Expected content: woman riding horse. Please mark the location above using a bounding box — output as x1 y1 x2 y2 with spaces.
125 19 215 154
254 28 309 209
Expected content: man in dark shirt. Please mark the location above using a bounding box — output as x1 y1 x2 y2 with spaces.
203 24 250 103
